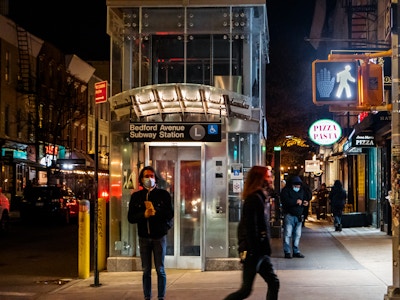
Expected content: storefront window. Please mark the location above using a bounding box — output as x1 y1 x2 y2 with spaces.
368 148 377 199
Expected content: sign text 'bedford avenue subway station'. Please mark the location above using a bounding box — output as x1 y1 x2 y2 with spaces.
129 122 221 142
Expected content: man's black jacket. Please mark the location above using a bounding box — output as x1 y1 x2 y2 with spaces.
280 185 305 217
128 188 174 239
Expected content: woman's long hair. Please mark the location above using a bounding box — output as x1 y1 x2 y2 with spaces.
242 166 267 200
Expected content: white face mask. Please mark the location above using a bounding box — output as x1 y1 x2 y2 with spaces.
293 187 300 192
143 178 156 189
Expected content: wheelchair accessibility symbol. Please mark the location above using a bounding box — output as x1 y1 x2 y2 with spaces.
208 124 218 135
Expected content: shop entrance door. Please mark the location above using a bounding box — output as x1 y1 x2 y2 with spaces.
149 146 202 269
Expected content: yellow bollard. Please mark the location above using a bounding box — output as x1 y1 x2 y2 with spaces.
78 200 90 279
97 198 106 271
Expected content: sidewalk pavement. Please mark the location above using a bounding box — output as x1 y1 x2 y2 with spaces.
37 217 392 300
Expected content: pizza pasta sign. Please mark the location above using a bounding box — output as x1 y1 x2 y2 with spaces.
309 119 342 146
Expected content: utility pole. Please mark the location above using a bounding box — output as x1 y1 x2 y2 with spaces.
385 1 400 299
271 147 281 238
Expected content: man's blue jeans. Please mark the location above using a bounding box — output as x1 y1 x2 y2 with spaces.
139 236 167 299
282 214 302 255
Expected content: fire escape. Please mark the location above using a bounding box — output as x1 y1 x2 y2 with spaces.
16 26 38 160
345 0 378 48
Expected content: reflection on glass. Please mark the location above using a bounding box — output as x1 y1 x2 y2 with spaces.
180 160 201 256
155 160 175 255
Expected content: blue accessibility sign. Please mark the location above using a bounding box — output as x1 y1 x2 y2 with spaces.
208 124 219 135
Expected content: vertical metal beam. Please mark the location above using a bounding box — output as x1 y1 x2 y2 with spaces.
385 1 400 299
184 6 187 83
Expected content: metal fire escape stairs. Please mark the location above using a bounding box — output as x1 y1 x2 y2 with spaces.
345 0 378 48
16 26 37 143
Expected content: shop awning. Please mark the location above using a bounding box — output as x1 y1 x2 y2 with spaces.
353 111 391 138
70 151 95 169
344 111 391 154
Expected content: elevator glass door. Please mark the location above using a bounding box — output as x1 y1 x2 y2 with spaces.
150 146 202 269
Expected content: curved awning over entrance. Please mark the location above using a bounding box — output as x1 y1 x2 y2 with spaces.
110 83 258 122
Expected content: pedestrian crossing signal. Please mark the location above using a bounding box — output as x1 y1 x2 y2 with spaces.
359 62 384 107
312 60 359 105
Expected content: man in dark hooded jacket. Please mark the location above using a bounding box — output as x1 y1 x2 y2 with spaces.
280 176 308 258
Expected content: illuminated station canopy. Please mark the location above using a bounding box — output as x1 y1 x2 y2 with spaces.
110 83 257 122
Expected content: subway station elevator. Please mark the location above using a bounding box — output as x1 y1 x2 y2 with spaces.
106 0 270 271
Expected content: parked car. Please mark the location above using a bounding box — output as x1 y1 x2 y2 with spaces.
0 189 10 231
20 185 78 224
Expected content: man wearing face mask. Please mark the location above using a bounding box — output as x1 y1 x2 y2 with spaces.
280 175 307 259
128 166 174 300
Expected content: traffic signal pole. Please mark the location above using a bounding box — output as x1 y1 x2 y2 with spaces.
327 50 392 60
91 104 101 288
385 2 400 298
92 80 107 288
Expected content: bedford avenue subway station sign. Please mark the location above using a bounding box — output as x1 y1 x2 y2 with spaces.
129 122 221 142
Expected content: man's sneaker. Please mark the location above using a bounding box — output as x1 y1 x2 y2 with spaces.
284 253 292 259
293 253 305 258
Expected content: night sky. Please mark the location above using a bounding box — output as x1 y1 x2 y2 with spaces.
8 0 109 61
8 1 317 62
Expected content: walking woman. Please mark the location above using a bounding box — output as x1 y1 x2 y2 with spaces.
224 166 279 300
329 180 347 232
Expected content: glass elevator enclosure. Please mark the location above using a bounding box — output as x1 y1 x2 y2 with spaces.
106 0 269 271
